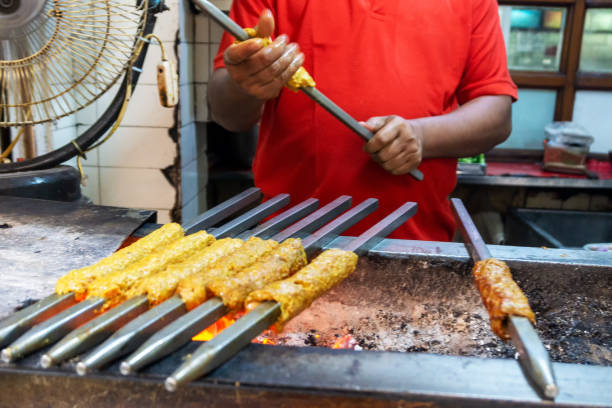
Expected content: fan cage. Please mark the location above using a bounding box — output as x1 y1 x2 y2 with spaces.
0 0 148 127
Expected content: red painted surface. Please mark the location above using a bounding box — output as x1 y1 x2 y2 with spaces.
486 160 612 180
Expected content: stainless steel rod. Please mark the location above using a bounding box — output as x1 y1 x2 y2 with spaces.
450 198 558 399
166 202 416 390
236 198 319 240
0 188 265 356
41 296 149 368
165 301 281 392
0 293 75 348
1 297 104 363
77 296 187 375
120 298 228 375
3 193 290 364
184 187 261 234
192 0 424 182
119 197 377 374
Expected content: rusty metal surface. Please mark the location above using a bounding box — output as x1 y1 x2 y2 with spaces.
0 196 154 320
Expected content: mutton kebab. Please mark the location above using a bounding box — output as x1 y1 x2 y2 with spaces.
165 202 417 391
50 196 359 371
1 193 295 363
450 198 558 399
117 198 386 375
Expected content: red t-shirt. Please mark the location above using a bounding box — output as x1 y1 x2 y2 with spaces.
214 0 517 241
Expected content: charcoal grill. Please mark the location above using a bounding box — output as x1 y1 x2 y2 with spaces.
0 189 610 408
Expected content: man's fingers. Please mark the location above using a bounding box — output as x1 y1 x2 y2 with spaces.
376 137 405 163
364 116 401 154
278 52 304 84
248 38 294 77
365 116 388 132
225 39 265 65
256 9 275 38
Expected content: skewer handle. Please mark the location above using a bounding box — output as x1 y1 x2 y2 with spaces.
0 293 75 348
165 301 281 392
184 187 261 234
450 198 491 262
211 193 289 238
192 0 424 182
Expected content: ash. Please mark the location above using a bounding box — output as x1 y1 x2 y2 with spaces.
264 256 612 366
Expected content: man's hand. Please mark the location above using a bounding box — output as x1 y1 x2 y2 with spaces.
224 10 304 101
363 116 424 176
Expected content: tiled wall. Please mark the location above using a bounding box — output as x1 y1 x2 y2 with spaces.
9 2 181 224
179 0 229 225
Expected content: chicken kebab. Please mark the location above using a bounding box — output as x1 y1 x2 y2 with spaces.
82 198 378 375
61 196 354 372
0 186 264 348
165 201 417 391
450 198 557 399
2 194 293 363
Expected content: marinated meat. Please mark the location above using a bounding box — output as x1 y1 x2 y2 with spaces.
473 258 536 340
55 223 184 299
86 231 215 310
245 248 358 331
207 238 306 310
242 27 315 91
178 237 279 310
128 238 244 305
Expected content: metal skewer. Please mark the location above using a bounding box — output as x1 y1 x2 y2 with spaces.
191 0 424 183
165 201 417 391
119 197 379 375
1 194 290 364
35 194 292 367
450 198 558 400
72 197 330 374
0 187 263 348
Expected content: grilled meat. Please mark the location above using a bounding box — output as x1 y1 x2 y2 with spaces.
473 258 536 340
86 231 215 310
207 238 306 310
178 237 279 310
128 238 244 306
55 223 184 299
245 248 358 331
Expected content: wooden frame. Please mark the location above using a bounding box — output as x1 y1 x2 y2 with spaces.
499 0 612 120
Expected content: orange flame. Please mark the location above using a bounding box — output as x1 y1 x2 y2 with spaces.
332 334 357 349
192 311 244 342
192 310 279 345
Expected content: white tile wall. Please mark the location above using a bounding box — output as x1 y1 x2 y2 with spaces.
178 0 231 225
99 167 175 209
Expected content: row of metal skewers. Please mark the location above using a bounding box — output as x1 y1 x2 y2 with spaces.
0 188 417 392
0 187 557 398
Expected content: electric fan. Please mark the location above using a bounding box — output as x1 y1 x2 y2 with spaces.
0 0 167 174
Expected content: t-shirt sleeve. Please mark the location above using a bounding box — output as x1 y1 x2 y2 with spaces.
212 0 274 72
456 0 518 104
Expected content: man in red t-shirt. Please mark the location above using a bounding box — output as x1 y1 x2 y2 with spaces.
208 0 517 241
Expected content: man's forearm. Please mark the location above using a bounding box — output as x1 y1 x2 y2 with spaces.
415 95 513 159
208 68 266 132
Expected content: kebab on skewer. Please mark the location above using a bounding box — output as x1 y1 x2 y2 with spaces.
0 187 263 348
69 197 351 373
165 202 416 391
118 198 380 375
450 198 557 399
2 194 292 363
